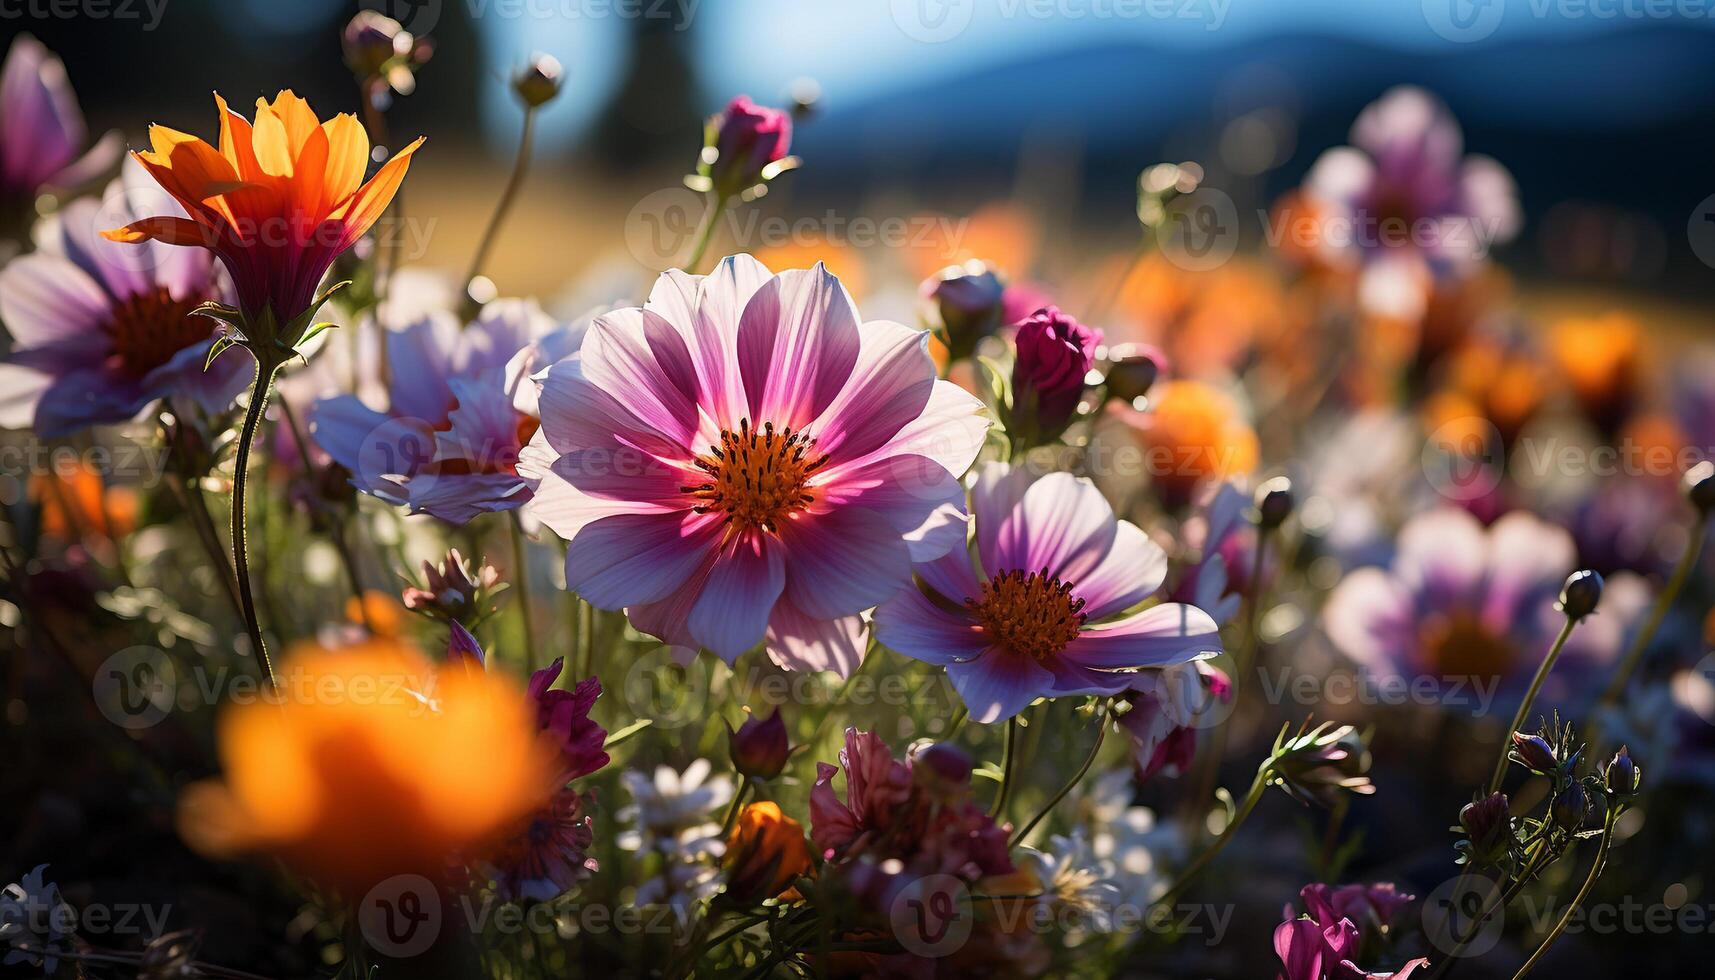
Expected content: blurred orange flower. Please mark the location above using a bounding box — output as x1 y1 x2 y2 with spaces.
723 801 813 903
1425 336 1547 443
1549 312 1643 428
1106 253 1293 379
753 236 866 298
906 203 1039 282
31 461 137 541
1117 379 1259 504
177 639 552 895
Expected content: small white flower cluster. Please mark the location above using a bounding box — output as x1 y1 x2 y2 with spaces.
617 760 735 920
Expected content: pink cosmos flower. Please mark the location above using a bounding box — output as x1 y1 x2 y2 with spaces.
309 300 581 523
522 256 988 675
0 35 120 205
1322 507 1649 709
1275 882 1427 980
872 463 1222 723
0 160 244 437
1119 660 1231 781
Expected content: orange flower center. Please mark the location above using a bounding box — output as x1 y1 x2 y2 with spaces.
685 419 829 534
107 286 210 379
968 569 1087 660
1418 611 1512 681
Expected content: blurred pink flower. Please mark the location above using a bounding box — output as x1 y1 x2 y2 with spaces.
523 256 988 675
0 35 120 201
1119 660 1231 781
874 463 1222 722
1322 507 1649 707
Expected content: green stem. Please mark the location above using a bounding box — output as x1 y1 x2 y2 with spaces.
721 776 752 837
1599 514 1706 707
989 715 1022 820
1510 808 1619 980
1011 701 1108 847
509 512 539 672
232 359 280 686
684 193 728 275
1487 619 1577 797
1152 764 1270 910
463 106 537 314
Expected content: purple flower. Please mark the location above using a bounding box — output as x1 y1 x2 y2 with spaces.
1119 660 1231 781
485 788 598 902
874 463 1222 723
522 256 989 676
0 161 244 437
1010 306 1100 442
528 658 611 784
309 299 581 523
728 709 790 780
0 35 121 202
446 620 485 670
706 96 792 198
1168 481 1249 627
1275 882 1428 980
1322 508 1650 707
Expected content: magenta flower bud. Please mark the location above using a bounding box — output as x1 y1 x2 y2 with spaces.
1103 343 1163 406
446 620 485 672
728 709 790 780
1010 306 1101 444
514 54 563 109
1556 569 1603 622
1604 745 1640 797
1510 731 1558 773
707 95 793 198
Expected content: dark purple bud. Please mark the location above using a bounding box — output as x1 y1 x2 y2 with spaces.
1604 745 1640 797
1010 306 1101 444
1103 343 1163 406
1685 460 1715 515
707 95 793 198
913 741 974 790
728 709 790 780
1556 569 1603 622
1458 792 1513 866
1255 476 1295 531
343 10 408 80
447 621 485 672
1551 780 1589 831
1510 732 1558 773
514 54 563 108
925 263 1005 355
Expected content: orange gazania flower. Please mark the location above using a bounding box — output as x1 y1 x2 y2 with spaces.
723 801 814 903
103 91 423 357
176 639 552 896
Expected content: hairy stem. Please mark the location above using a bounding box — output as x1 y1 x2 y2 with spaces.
232 359 280 685
1487 619 1576 796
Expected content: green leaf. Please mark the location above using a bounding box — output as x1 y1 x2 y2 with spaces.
203 335 239 371
603 718 653 750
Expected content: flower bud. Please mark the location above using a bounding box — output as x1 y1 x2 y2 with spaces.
1010 306 1101 445
447 620 485 672
1272 723 1375 808
1685 460 1715 515
1103 343 1163 406
1255 476 1294 531
728 709 790 780
514 54 563 108
705 95 793 199
402 549 501 626
1604 745 1640 797
1458 792 1513 867
1510 732 1558 773
1551 780 1589 831
1556 569 1603 622
925 263 1005 361
913 741 975 792
722 802 814 904
343 10 408 80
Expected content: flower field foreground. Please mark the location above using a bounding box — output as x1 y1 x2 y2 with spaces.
2 8 1713 980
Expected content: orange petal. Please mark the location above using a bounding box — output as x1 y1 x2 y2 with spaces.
329 136 424 251
266 90 322 158
100 215 213 247
292 123 331 221
319 114 370 213
250 102 294 178
214 92 262 181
